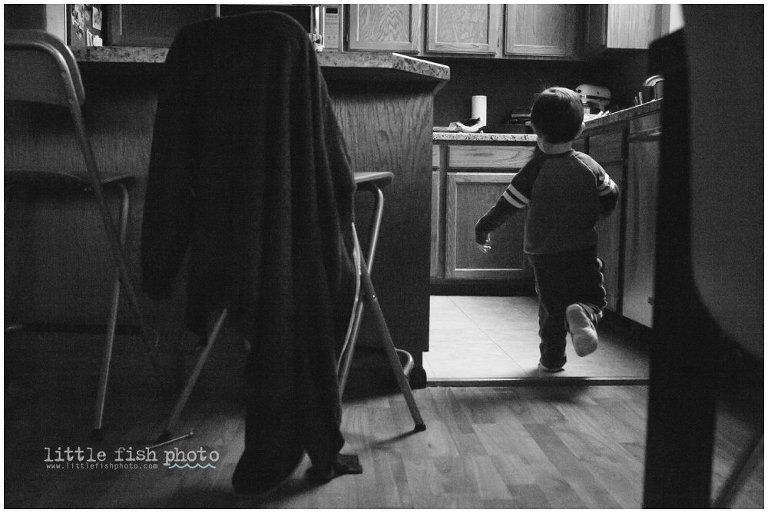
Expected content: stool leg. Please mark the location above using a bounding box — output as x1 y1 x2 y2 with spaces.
92 184 129 440
338 298 364 397
337 235 364 397
157 309 228 443
359 259 425 432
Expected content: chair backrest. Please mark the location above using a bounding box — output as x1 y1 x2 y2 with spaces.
4 29 85 107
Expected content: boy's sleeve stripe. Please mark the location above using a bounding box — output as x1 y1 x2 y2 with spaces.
595 172 610 188
598 179 617 196
508 185 530 204
502 189 526 208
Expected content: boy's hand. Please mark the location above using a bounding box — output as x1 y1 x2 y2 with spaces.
476 231 492 254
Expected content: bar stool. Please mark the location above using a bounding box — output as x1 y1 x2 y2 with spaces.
157 171 425 443
336 172 425 431
4 29 164 439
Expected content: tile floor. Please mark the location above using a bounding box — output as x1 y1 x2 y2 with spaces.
425 296 650 384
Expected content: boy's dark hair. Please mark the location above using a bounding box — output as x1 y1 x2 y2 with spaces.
530 87 584 144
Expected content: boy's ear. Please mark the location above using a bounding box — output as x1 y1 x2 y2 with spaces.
575 122 585 139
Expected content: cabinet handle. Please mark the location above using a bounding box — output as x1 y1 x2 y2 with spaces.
647 296 654 306
628 128 662 142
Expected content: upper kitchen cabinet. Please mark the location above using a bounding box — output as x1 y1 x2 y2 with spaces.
585 4 670 54
426 4 501 55
504 4 583 59
106 4 214 46
346 4 422 53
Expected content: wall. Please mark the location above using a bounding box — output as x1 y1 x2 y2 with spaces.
5 4 67 41
431 54 654 131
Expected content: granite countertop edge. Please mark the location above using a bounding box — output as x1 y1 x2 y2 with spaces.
433 100 662 142
71 46 450 81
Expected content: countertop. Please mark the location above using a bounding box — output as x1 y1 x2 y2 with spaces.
433 100 662 142
72 46 450 83
582 99 662 130
432 132 537 143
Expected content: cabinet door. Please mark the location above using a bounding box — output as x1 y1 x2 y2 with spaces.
589 128 626 313
584 4 607 53
595 162 625 312
426 4 500 55
622 114 661 327
445 172 528 280
586 4 668 53
347 4 421 52
106 5 214 47
504 4 580 58
605 4 667 49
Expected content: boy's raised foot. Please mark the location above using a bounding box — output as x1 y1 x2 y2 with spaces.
566 304 598 357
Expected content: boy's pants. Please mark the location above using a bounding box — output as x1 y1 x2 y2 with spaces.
528 248 607 369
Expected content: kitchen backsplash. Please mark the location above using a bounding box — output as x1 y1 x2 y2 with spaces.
431 55 645 131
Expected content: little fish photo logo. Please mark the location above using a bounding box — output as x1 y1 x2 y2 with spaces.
162 446 220 470
43 445 219 471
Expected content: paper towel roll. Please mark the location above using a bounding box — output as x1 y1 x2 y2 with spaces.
471 95 487 127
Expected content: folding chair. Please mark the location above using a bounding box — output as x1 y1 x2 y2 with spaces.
157 171 425 443
4 29 163 439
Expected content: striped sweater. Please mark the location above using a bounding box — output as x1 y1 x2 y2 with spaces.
475 148 619 255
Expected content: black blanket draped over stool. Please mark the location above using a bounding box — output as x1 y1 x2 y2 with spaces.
140 12 358 492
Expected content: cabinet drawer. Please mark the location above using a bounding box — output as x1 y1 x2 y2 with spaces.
447 145 535 169
588 130 624 164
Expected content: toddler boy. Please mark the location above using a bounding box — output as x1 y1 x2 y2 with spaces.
475 87 619 372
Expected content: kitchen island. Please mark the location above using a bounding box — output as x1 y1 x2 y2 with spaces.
4 48 449 388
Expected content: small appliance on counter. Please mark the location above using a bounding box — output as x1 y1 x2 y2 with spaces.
642 75 665 101
494 111 532 134
575 84 611 114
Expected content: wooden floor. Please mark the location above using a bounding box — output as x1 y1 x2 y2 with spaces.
426 296 649 383
4 329 763 508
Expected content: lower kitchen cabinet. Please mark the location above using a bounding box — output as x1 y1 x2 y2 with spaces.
444 172 528 280
588 126 626 313
430 139 536 287
622 113 661 327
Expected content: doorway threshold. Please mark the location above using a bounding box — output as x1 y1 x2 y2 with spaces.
428 376 650 387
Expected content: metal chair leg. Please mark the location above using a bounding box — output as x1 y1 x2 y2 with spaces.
71 106 160 361
157 308 228 443
91 183 129 440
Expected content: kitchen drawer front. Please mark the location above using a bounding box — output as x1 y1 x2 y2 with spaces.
447 145 535 169
630 112 661 134
628 112 662 144
588 130 624 164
